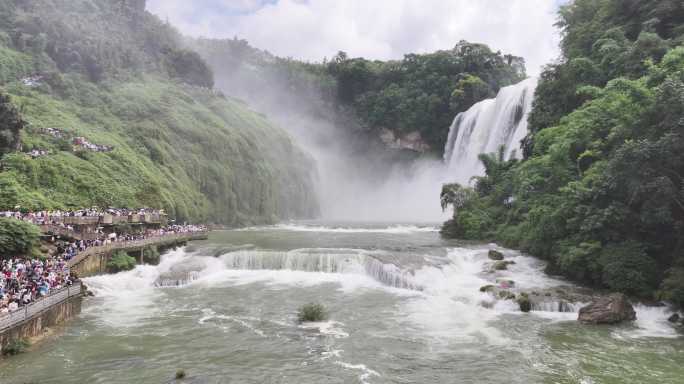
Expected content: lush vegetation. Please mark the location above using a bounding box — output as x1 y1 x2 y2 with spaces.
106 250 137 273
0 217 40 258
142 245 160 264
194 38 525 151
297 303 328 323
442 0 684 307
0 0 318 226
0 90 24 155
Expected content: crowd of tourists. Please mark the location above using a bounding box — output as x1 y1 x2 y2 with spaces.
0 208 167 225
0 206 206 316
1 256 76 315
42 127 65 139
72 137 113 153
1 223 206 316
27 149 49 159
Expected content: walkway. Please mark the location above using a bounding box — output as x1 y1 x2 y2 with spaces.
67 232 209 269
0 282 83 332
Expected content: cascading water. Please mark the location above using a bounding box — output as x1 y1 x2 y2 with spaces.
443 77 537 183
219 248 423 291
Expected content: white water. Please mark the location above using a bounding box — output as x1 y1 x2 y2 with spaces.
67 226 683 384
85 246 680 343
444 77 537 183
237 224 439 234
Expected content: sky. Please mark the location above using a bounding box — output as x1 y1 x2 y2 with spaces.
146 0 567 76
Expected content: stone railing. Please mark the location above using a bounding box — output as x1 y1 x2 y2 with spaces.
0 282 82 332
67 232 209 268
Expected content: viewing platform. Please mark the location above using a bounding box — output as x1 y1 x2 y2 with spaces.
39 225 100 241
44 213 168 227
67 231 210 277
1 231 208 355
0 282 83 334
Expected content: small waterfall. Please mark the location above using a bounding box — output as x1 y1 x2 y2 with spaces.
443 78 537 183
531 300 584 313
220 248 422 290
154 258 207 287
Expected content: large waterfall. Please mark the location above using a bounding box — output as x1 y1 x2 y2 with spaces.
443 78 537 183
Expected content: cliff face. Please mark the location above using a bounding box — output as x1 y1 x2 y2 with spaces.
0 0 319 225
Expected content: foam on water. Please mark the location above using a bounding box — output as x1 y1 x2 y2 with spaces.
237 223 439 234
299 321 350 339
334 361 381 384
198 308 268 337
83 248 189 327
615 305 680 339
84 234 681 345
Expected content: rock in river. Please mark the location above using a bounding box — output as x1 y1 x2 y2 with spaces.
578 293 636 324
488 250 504 261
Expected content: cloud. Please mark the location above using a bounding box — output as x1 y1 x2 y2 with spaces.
147 0 563 76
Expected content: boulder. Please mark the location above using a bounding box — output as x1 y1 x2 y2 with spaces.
517 293 531 313
667 313 680 323
498 290 516 300
488 250 504 261
479 285 495 293
577 293 636 324
492 260 516 271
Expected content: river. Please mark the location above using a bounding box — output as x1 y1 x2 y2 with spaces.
1 222 683 383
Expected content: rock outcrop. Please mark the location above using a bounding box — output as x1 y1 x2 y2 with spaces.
517 293 531 313
491 260 515 271
488 250 504 261
578 293 636 324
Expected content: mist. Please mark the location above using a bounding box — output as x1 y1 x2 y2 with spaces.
194 44 451 223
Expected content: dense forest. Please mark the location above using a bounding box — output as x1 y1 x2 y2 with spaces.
194 38 525 151
0 0 318 225
441 0 684 307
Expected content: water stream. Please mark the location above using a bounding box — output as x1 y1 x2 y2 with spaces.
1 223 682 383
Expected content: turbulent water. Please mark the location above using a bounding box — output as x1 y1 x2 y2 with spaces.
444 78 537 182
1 223 682 383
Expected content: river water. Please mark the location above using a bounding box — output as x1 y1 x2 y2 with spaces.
1 223 683 383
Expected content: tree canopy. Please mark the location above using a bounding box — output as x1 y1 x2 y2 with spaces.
443 0 684 306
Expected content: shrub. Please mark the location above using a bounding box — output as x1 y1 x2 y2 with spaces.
0 217 40 258
175 369 186 380
2 338 30 356
661 267 684 309
106 250 137 273
297 303 328 323
600 241 658 296
142 246 160 264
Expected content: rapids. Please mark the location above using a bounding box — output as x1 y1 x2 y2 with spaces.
1 223 682 384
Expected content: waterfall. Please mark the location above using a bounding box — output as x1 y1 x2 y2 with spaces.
530 300 584 313
219 249 423 291
443 78 537 183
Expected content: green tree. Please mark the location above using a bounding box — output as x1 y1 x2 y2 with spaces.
0 218 40 258
0 92 23 155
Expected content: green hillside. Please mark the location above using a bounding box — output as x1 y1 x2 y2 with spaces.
0 0 318 225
